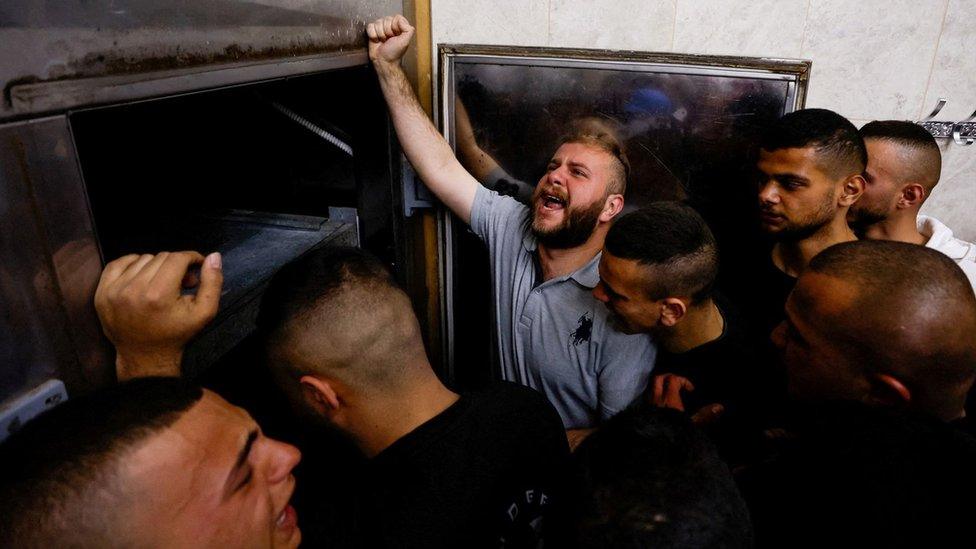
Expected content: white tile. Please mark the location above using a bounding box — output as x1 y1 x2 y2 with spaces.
672 0 807 58
921 0 976 121
548 0 675 51
802 0 947 120
920 141 976 242
431 0 549 47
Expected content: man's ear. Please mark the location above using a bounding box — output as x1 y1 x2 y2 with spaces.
659 297 688 328
600 194 625 223
839 174 866 206
897 183 926 209
299 375 340 415
866 372 912 408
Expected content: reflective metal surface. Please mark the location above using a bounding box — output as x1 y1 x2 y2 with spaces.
0 0 399 120
438 45 809 385
0 116 111 402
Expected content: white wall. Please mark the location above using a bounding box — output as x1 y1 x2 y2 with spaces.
430 0 976 241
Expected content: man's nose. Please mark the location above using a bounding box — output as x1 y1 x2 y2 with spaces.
759 181 779 205
268 440 302 483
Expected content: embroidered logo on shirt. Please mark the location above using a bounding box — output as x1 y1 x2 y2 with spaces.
571 312 593 345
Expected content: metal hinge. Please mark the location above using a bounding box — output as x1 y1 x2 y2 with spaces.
401 153 435 217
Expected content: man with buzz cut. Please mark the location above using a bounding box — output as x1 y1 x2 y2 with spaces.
849 119 976 292
593 204 761 459
366 15 655 439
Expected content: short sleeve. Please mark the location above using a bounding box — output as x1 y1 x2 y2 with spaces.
596 333 657 420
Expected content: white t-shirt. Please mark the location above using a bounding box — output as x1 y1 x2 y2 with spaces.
918 214 976 294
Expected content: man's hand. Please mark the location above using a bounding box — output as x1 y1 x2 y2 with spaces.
367 15 414 67
94 251 223 380
651 373 695 412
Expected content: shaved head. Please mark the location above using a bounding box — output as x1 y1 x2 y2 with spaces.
795 240 976 419
258 247 428 393
860 120 942 193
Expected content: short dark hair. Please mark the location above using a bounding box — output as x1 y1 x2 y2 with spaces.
257 246 395 338
760 108 867 178
559 117 630 195
574 406 753 548
806 240 976 420
605 203 719 303
860 120 942 190
0 378 203 546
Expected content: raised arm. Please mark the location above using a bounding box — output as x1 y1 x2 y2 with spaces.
454 97 500 183
368 15 480 224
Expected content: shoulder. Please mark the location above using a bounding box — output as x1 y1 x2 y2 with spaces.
466 382 565 431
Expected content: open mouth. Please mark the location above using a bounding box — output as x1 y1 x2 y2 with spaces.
275 503 298 532
541 193 567 211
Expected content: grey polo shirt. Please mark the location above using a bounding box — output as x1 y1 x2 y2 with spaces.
470 185 656 429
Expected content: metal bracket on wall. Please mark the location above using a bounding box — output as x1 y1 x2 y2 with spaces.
917 99 976 146
402 153 435 217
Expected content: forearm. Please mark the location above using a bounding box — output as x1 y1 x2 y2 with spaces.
374 61 478 223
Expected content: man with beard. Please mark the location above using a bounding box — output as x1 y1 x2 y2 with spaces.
849 120 976 292
749 108 866 338
368 16 655 436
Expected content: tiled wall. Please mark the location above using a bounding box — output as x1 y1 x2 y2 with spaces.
430 0 976 241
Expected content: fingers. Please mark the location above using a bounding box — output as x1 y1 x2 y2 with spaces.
190 252 223 323
367 15 414 41
661 377 686 411
691 403 725 426
652 374 666 405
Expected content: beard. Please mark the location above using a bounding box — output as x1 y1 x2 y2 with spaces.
531 195 605 249
769 190 838 242
848 198 892 234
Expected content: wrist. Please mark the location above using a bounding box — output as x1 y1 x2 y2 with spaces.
372 58 403 76
115 347 184 381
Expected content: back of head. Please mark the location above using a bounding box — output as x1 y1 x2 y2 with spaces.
605 203 719 304
760 108 867 178
807 240 976 419
257 246 428 392
860 120 942 192
559 117 630 195
0 378 203 547
574 407 752 548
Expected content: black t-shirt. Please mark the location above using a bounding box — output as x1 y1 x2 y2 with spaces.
357 381 572 549
752 255 797 341
737 402 976 548
651 297 756 414
648 297 765 463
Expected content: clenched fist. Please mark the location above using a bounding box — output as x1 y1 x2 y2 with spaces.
367 15 414 66
94 251 223 380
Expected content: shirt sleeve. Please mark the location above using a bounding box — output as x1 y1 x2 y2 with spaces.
596 333 657 420
470 183 531 247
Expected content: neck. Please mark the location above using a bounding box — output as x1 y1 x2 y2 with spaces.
537 226 606 281
861 211 927 246
658 299 726 354
348 361 459 457
774 214 857 277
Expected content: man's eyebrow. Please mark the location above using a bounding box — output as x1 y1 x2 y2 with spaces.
776 172 809 183
224 430 258 490
568 161 591 171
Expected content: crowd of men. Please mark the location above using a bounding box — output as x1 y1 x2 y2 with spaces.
2 14 976 549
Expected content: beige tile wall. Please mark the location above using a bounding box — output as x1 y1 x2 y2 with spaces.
430 0 976 240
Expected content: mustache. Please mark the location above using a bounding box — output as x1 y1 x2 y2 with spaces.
535 184 569 203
